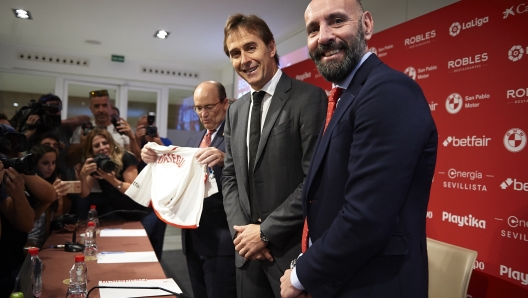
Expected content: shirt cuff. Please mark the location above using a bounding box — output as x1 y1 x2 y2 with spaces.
291 267 305 291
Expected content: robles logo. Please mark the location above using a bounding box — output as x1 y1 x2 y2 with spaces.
449 16 489 37
504 128 526 152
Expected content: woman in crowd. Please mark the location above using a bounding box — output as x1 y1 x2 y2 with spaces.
78 128 145 219
26 144 74 247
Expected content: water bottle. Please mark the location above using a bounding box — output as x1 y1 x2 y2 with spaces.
87 205 99 234
83 221 98 261
66 255 88 298
28 247 42 298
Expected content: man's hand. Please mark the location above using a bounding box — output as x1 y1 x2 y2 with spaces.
250 247 274 262
233 224 268 260
26 114 39 129
3 167 25 198
117 118 133 136
280 269 309 298
195 147 225 167
141 145 158 163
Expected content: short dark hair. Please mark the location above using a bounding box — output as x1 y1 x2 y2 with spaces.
224 13 280 66
36 132 60 145
111 106 120 117
213 81 227 102
0 113 8 121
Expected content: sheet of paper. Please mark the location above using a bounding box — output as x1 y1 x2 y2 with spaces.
97 251 158 263
100 229 147 237
99 278 182 298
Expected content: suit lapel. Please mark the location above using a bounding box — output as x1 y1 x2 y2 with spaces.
255 73 290 164
236 94 252 205
306 55 383 191
210 121 225 148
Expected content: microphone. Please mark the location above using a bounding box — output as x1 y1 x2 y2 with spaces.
64 210 150 252
86 285 190 298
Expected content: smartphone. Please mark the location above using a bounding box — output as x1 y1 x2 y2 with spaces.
111 115 125 135
64 181 81 194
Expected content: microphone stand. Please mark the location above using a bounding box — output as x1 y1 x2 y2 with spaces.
63 210 150 252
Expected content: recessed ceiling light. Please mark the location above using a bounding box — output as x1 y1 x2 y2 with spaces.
154 30 170 39
12 9 32 20
13 103 19 107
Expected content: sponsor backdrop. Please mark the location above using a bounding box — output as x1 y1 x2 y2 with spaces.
281 0 528 296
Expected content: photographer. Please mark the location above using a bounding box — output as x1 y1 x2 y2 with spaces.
69 90 141 160
78 128 146 219
0 124 56 296
26 145 76 248
10 94 89 150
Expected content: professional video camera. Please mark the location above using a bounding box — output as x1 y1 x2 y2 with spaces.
0 154 36 175
0 124 35 174
91 154 115 174
10 94 62 133
146 111 157 137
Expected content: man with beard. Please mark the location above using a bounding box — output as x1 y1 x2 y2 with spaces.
280 0 438 297
222 13 326 298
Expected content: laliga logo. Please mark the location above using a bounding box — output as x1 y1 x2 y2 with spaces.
504 128 526 152
404 67 416 80
508 45 525 62
445 93 463 114
449 22 461 36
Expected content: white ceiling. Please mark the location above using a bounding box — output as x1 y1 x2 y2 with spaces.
0 0 458 72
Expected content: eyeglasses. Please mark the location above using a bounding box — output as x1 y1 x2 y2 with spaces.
89 90 109 98
193 101 222 113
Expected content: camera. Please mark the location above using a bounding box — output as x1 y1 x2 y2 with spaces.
0 153 36 175
50 213 78 231
12 95 62 133
81 121 94 136
0 124 28 154
92 154 115 173
146 111 157 137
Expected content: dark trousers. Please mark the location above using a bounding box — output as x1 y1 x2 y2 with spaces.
185 237 236 298
236 259 283 298
141 211 167 260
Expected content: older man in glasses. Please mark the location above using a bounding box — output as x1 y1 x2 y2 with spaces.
70 90 141 159
142 81 236 298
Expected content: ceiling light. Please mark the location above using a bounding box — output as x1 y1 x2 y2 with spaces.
12 9 32 20
154 30 169 39
13 103 19 107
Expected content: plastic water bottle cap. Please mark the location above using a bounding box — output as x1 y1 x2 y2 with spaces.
28 247 39 255
90 205 96 209
88 221 96 227
75 255 85 262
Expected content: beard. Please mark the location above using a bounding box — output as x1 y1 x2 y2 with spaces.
310 23 367 83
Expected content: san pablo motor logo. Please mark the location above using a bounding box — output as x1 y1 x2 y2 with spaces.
445 93 463 114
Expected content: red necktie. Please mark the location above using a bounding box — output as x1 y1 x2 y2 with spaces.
199 130 215 148
323 87 344 134
301 87 344 253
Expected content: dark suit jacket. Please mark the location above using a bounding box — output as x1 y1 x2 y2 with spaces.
297 55 438 298
221 72 327 270
182 122 234 257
